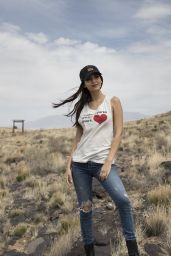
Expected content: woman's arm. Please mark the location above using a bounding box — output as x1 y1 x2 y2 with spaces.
105 96 123 163
66 124 83 169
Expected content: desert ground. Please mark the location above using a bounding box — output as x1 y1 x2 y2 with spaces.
0 111 171 256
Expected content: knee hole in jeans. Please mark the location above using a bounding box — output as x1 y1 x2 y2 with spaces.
79 199 92 213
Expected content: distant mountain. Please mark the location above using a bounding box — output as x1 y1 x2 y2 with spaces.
124 112 148 122
25 112 148 129
25 114 73 129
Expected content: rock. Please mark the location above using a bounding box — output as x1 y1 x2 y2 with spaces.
160 161 171 171
25 237 45 254
160 161 171 184
144 243 164 256
4 251 26 256
92 178 108 199
106 202 114 210
49 210 59 222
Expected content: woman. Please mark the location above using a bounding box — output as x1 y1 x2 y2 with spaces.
52 65 140 256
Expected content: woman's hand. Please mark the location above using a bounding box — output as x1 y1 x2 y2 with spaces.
99 160 112 181
66 167 73 186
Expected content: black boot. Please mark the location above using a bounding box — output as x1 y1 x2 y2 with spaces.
84 242 95 256
126 239 140 256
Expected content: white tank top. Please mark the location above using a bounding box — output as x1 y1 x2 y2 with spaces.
72 93 116 164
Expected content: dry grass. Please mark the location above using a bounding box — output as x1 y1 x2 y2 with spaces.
147 184 171 208
0 111 170 255
161 205 171 255
143 205 169 237
12 223 28 237
147 150 167 171
46 214 80 256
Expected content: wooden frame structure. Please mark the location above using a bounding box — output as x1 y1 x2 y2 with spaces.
12 120 25 134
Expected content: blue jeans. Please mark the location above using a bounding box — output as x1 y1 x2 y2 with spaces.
71 160 137 245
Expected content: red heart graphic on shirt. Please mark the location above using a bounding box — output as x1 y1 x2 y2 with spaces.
93 114 107 124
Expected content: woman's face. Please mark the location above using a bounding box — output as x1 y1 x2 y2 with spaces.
84 73 102 91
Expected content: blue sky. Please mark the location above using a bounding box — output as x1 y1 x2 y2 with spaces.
0 0 171 126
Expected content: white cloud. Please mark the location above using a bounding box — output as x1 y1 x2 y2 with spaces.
127 40 171 54
95 27 130 39
135 2 171 20
145 24 171 39
0 22 170 126
0 22 21 33
25 32 49 44
54 37 81 46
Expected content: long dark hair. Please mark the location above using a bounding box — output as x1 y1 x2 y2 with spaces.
52 74 103 127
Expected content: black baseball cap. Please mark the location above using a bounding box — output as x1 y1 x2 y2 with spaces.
79 65 102 81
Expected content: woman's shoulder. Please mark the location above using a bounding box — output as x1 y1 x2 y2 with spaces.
107 95 122 111
107 95 120 103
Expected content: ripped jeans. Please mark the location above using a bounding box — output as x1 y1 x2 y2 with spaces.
71 160 137 245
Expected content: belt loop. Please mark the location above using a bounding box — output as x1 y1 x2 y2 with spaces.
87 160 92 168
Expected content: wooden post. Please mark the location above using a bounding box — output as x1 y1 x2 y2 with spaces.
12 120 25 134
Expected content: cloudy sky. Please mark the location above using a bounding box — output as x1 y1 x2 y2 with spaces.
0 0 171 126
